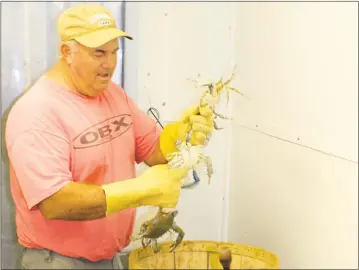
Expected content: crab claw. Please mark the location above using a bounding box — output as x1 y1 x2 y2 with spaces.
181 170 200 189
129 234 142 241
169 224 185 252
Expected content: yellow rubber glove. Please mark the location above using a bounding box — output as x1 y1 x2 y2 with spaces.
102 164 187 216
160 105 214 158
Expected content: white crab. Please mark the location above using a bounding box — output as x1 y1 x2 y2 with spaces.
166 140 213 185
200 88 220 109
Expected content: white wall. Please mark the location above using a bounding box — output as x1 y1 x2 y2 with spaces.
125 1 358 269
229 2 358 269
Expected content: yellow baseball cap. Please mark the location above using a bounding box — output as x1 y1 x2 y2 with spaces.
57 4 133 48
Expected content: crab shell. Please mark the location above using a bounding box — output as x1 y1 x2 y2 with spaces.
167 141 204 170
200 90 220 109
140 210 178 239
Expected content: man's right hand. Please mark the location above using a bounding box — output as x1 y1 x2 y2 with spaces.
102 164 188 216
39 165 188 220
138 164 188 208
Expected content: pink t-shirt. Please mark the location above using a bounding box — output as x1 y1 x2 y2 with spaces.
5 76 161 261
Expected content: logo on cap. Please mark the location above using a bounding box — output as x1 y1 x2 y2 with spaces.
88 13 113 27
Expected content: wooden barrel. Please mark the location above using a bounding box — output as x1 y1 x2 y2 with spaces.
128 240 280 269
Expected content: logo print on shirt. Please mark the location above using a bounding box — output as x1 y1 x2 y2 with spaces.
73 114 133 149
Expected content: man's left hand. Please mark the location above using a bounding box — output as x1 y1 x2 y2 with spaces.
159 105 214 158
178 105 214 146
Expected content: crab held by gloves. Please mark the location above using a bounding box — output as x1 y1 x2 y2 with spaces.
130 208 184 253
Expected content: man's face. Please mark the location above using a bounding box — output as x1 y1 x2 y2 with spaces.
68 38 119 97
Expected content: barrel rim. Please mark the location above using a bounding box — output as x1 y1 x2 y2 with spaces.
128 240 280 269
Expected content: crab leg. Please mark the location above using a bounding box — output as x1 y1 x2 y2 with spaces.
169 223 185 252
214 121 223 130
213 110 232 120
151 239 160 253
227 86 248 99
198 154 213 185
130 233 143 241
142 238 151 249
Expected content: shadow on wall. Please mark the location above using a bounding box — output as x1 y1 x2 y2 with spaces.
1 85 34 269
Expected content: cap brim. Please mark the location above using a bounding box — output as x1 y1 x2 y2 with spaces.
75 28 133 48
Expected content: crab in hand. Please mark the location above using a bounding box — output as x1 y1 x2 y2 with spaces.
166 139 213 186
130 208 184 253
189 65 248 130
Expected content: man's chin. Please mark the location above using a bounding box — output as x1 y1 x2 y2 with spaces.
90 84 110 96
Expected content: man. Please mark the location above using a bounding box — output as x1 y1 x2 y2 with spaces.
5 3 214 270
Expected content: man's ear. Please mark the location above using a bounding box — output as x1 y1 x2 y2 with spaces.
60 42 74 64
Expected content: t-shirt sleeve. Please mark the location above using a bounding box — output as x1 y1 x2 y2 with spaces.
7 129 72 210
124 94 162 164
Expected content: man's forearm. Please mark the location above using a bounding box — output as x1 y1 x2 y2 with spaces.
38 176 157 221
38 182 107 221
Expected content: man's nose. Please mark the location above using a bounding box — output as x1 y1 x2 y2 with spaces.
102 54 117 69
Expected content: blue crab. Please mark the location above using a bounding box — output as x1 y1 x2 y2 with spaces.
166 139 213 188
189 65 248 130
130 208 184 253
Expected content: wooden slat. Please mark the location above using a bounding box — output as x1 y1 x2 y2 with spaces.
153 253 175 269
175 252 208 269
241 256 272 269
